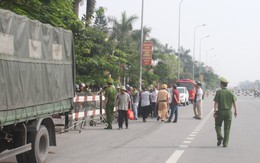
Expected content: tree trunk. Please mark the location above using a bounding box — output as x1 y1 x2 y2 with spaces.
85 0 96 27
73 0 81 17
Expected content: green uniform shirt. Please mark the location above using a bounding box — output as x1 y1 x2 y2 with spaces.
105 85 117 102
214 88 237 110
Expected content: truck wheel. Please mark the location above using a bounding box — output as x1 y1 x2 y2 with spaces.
16 153 29 163
28 125 50 163
14 124 29 163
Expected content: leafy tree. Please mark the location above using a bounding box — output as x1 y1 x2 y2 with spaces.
93 7 108 33
203 71 219 89
106 11 140 86
0 2 221 90
0 0 80 30
178 47 192 79
74 27 121 85
154 53 178 84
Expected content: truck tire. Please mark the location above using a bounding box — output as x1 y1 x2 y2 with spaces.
14 124 29 163
16 153 29 163
28 125 50 163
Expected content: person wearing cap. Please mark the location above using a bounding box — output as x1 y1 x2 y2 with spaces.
77 83 86 96
194 82 204 119
85 82 92 95
213 77 237 147
157 84 169 122
104 78 117 129
116 86 131 129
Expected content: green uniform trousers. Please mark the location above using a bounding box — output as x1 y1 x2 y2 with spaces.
106 102 115 128
215 110 232 147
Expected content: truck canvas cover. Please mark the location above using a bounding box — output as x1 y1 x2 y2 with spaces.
0 9 74 126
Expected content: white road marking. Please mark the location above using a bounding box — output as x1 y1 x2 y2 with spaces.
165 150 184 163
189 134 196 137
179 145 189 148
165 109 214 163
183 141 191 144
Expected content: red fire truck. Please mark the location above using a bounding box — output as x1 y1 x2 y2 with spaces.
177 79 196 103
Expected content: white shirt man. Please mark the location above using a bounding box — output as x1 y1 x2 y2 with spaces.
140 88 151 122
196 86 203 102
195 83 203 119
150 88 158 118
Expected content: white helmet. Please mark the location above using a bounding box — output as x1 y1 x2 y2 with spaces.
80 83 85 88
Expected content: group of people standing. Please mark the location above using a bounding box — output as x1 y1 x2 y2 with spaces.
103 77 238 148
102 78 182 130
137 84 181 123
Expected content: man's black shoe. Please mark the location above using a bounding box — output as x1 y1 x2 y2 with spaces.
104 127 112 129
172 121 177 123
217 137 223 146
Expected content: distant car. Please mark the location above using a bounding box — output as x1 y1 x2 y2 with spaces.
235 90 241 96
254 91 260 97
177 87 189 106
244 90 252 96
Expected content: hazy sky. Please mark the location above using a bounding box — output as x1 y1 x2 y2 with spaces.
79 0 260 86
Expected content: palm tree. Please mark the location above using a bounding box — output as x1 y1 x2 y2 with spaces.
161 43 174 54
109 11 138 45
131 26 151 43
131 26 162 56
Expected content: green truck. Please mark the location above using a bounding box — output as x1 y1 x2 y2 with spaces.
0 9 75 163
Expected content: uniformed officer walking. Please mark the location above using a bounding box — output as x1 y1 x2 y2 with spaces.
213 77 237 147
104 78 117 129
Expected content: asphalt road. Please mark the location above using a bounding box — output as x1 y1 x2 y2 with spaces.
2 94 260 163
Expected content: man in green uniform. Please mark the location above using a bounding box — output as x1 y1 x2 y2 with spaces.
104 78 117 129
85 82 93 96
213 77 237 147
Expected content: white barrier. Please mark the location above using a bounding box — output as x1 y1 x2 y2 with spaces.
73 95 105 103
73 95 105 120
